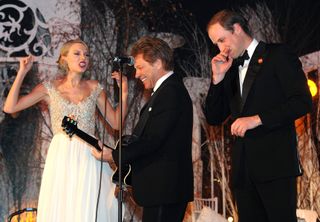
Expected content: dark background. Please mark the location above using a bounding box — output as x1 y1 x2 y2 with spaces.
181 0 320 56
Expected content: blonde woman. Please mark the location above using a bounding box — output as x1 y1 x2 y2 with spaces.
3 39 127 222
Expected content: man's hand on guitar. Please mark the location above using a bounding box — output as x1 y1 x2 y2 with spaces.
91 141 114 163
61 116 131 186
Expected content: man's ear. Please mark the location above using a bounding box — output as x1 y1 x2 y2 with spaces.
154 59 162 70
233 23 242 35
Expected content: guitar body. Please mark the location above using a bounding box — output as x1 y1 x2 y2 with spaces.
112 164 132 187
111 135 136 187
61 116 132 187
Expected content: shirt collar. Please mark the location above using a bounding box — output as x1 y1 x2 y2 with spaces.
153 71 174 93
246 38 259 59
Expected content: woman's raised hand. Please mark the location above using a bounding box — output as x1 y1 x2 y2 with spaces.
19 55 34 76
111 71 128 96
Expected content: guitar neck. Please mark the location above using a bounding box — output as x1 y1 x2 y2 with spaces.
74 128 112 151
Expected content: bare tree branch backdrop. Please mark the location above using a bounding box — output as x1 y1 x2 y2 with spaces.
0 0 319 221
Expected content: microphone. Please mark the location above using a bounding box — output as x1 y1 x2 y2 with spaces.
113 56 134 66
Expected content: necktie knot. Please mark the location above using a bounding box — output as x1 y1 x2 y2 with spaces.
233 50 249 67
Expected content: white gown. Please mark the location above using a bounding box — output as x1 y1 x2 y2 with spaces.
37 81 118 222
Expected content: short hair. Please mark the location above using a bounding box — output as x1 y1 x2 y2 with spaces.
57 38 89 73
130 36 174 71
207 9 252 37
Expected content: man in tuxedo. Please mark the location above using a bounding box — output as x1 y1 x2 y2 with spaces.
204 10 312 222
93 36 194 222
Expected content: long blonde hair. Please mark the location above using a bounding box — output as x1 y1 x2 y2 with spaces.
57 38 89 74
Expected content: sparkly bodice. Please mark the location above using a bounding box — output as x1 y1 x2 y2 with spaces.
43 81 103 135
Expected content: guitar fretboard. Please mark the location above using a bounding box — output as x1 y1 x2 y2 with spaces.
73 128 113 151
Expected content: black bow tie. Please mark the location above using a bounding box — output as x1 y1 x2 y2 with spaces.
233 50 250 67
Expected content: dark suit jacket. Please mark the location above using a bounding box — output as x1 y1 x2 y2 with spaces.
204 42 312 184
113 73 194 206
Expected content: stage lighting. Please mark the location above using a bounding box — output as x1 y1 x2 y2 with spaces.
308 79 317 97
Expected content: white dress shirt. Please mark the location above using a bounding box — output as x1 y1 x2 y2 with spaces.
152 71 174 94
239 39 259 95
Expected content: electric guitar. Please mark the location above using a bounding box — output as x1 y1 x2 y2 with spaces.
61 116 132 187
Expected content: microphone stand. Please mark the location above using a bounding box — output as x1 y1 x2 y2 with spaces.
117 61 124 222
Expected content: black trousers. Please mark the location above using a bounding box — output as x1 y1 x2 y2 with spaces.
142 202 188 222
233 149 297 222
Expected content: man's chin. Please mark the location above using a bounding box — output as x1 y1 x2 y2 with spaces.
143 83 151 90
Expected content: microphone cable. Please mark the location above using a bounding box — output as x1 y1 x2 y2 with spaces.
94 81 108 222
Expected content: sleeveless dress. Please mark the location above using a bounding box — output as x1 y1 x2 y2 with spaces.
37 81 118 222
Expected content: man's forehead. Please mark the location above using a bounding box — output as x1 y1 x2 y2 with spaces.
208 23 227 43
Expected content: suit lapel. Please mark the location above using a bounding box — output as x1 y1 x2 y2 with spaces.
228 67 242 116
133 74 176 137
139 74 172 116
240 42 267 112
